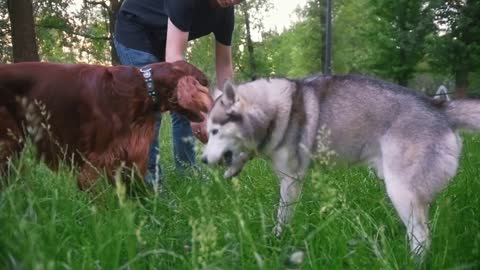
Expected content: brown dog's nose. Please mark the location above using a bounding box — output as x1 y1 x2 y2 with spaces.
201 156 208 164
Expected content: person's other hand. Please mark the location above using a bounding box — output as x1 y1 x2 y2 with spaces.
216 0 242 8
191 115 209 144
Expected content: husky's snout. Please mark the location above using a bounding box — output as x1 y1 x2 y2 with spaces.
201 150 233 165
202 148 249 179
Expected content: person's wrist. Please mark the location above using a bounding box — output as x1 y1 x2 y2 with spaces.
165 54 184 63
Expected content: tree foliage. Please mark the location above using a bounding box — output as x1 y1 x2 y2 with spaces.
0 0 12 62
1 0 118 64
332 0 375 74
365 0 437 86
428 0 480 96
1 0 479 96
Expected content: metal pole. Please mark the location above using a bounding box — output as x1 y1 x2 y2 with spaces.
323 0 332 75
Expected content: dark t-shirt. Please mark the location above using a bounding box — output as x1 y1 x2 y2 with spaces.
115 0 235 60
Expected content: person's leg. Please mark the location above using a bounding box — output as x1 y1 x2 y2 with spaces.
114 38 163 187
171 112 196 169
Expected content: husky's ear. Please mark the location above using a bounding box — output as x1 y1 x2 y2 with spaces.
221 80 242 116
222 80 237 105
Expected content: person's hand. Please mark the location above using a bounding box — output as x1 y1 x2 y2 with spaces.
216 0 242 8
191 114 209 144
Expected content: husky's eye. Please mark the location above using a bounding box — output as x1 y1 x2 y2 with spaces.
211 129 218 135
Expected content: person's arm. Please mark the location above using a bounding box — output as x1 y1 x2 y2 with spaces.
215 41 234 89
165 18 189 62
216 0 242 8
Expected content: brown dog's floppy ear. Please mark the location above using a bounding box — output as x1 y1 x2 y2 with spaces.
171 60 209 87
176 76 213 122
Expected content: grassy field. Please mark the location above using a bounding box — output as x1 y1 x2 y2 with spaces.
1 119 479 270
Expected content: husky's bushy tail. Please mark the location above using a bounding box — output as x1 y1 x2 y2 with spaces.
446 100 480 131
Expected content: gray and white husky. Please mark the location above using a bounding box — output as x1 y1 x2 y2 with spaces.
201 74 480 256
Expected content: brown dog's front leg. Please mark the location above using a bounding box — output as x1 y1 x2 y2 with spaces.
78 163 101 191
0 107 23 178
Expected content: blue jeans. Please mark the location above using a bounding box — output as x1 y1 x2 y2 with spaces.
114 39 196 186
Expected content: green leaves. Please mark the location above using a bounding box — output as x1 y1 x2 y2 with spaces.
426 0 480 95
2 0 480 94
32 0 112 63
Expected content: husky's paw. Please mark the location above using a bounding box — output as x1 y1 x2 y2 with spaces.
223 152 249 179
272 224 283 237
224 167 241 179
411 240 429 264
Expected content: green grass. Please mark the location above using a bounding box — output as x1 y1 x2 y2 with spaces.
1 119 480 269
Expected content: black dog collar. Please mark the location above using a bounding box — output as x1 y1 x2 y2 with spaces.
139 66 158 104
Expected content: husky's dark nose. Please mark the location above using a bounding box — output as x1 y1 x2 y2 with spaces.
201 156 208 164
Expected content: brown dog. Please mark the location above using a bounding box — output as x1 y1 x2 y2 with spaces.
0 61 212 189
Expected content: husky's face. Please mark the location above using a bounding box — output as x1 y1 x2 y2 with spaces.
201 81 251 178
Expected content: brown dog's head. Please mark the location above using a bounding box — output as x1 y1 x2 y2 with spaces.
105 61 212 142
147 61 212 123
147 61 213 143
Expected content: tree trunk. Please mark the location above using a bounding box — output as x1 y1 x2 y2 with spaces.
455 66 469 98
453 1 474 99
85 0 123 65
109 0 122 65
241 2 257 80
319 0 326 74
397 48 409 86
7 0 39 62
396 6 408 87
323 0 332 75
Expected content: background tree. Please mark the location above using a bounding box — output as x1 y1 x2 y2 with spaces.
34 0 78 62
1 0 479 97
6 0 39 62
279 0 323 77
366 0 436 86
35 0 121 64
82 0 123 64
186 36 216 81
232 0 324 79
428 0 480 97
332 0 375 74
239 1 258 80
235 0 272 81
0 0 12 63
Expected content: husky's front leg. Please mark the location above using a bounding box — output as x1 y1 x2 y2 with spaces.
273 171 304 236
